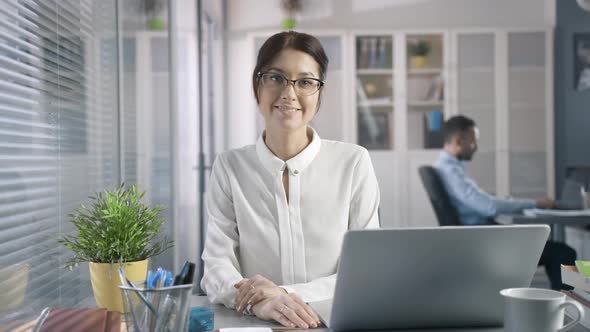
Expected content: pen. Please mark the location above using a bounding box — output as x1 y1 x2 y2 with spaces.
118 268 142 332
174 261 190 285
155 261 196 331
147 270 154 289
118 268 158 316
164 271 173 287
172 262 195 329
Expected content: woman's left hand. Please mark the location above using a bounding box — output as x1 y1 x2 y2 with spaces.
234 275 287 313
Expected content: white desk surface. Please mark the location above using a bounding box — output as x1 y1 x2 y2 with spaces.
190 296 589 332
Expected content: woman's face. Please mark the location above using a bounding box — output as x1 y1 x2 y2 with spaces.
257 49 322 133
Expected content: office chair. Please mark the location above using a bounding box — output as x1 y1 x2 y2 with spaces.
418 165 462 226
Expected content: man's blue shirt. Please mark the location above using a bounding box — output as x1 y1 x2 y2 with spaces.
434 151 535 225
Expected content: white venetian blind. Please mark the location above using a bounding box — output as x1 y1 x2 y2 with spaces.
0 0 118 326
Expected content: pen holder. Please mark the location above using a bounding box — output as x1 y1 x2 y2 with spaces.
119 284 192 332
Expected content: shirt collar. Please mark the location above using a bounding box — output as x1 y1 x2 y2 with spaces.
256 127 322 175
439 150 465 169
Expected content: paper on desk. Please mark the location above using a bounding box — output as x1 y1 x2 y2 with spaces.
220 328 273 332
523 208 590 217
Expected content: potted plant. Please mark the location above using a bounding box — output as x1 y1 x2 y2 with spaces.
142 0 166 30
59 184 173 312
408 40 431 68
281 0 302 30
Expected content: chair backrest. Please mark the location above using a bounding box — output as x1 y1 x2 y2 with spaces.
418 165 462 226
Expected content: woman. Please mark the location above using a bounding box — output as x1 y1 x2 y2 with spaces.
201 31 380 329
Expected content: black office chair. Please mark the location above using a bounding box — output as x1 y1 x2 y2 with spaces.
418 165 462 226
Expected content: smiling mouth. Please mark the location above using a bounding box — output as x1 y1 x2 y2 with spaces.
274 105 301 112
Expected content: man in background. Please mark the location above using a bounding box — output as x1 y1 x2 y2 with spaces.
435 115 576 290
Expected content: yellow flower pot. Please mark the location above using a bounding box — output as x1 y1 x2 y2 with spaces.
410 55 428 68
89 259 148 313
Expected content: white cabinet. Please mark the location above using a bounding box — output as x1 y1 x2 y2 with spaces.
354 29 553 228
507 31 551 199
455 33 497 195
352 31 450 228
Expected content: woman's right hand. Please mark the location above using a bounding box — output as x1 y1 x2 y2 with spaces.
251 293 321 329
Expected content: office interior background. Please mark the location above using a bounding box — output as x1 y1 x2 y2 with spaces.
1 0 590 324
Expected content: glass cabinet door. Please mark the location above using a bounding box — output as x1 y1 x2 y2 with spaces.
508 31 547 198
355 35 394 150
405 34 444 150
457 33 497 194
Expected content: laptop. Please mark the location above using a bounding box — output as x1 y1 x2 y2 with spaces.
310 225 549 331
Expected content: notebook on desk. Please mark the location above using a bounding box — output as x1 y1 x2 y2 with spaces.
310 225 550 331
36 307 121 332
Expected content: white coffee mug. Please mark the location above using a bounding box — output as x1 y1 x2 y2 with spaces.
500 288 584 332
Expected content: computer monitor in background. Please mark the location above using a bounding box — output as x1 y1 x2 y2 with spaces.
566 167 590 190
558 167 590 209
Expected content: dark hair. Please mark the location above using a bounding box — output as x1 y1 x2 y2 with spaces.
443 115 476 143
252 31 329 103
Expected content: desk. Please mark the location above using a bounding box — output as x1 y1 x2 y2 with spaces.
190 296 589 332
508 214 590 242
10 296 589 331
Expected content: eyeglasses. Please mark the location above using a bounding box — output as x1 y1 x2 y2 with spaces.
257 72 324 96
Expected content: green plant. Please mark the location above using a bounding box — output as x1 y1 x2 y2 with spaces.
280 0 302 30
58 184 173 268
408 40 431 56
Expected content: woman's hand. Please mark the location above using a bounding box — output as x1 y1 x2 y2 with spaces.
234 275 286 313
251 293 321 329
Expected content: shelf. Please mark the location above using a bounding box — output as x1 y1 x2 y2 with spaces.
459 67 494 73
509 65 545 72
357 68 394 75
358 107 393 113
408 100 444 107
457 102 495 109
508 103 545 110
358 99 394 107
408 68 442 75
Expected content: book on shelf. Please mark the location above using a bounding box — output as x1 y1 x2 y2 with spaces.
358 37 389 69
356 78 393 108
423 110 444 149
424 74 444 101
407 74 444 102
359 97 393 107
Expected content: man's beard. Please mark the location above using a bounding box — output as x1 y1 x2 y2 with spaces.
458 151 474 161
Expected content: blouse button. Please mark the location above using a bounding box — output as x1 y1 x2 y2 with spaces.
293 170 299 175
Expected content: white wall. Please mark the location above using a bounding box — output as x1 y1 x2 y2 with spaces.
228 0 551 32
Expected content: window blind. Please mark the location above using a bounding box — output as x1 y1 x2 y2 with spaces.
0 0 118 327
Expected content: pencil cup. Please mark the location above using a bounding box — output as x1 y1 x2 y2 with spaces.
119 284 193 332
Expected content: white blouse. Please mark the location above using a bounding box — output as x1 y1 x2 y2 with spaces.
200 128 380 308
